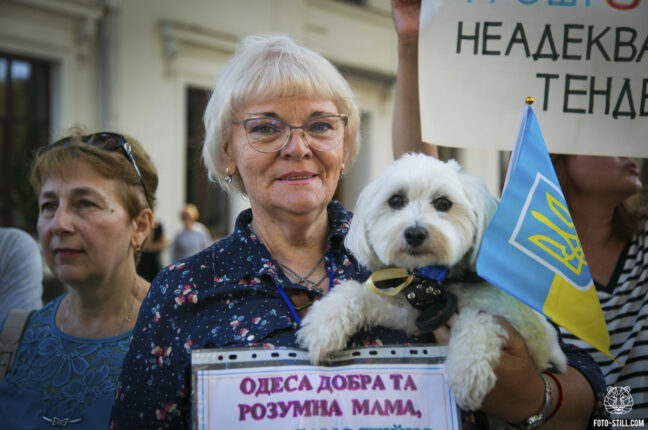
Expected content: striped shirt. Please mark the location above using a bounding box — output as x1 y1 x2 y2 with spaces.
561 217 648 420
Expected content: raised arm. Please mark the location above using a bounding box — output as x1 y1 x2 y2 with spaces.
391 0 437 159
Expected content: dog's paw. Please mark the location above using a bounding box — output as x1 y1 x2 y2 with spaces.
296 319 347 365
445 309 508 411
549 344 568 373
296 280 373 364
544 317 568 373
296 296 357 364
447 353 498 411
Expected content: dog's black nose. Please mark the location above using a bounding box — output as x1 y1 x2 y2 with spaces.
404 226 428 247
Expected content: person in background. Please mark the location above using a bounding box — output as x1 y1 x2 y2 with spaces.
552 155 647 420
390 0 610 427
137 219 168 282
169 203 212 262
0 130 157 429
0 227 43 321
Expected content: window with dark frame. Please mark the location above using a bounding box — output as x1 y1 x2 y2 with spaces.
186 87 229 239
437 146 457 163
0 53 51 234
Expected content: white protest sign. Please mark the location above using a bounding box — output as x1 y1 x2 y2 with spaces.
419 0 648 156
192 346 459 430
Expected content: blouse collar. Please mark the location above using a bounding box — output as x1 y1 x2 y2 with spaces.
221 201 352 283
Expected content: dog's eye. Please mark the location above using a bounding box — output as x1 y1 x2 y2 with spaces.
433 196 452 212
388 194 408 210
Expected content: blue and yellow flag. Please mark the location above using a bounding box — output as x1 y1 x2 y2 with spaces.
476 103 611 359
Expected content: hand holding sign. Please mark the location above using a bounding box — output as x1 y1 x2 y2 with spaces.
391 0 422 42
418 0 648 156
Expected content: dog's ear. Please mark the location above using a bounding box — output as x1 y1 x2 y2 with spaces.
445 158 462 172
459 170 497 269
345 179 383 270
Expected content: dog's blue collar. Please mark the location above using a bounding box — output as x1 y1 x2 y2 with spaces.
365 265 450 297
412 266 449 283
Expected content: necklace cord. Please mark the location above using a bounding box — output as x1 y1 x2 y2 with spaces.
58 277 139 337
278 255 327 289
248 221 334 327
273 248 334 327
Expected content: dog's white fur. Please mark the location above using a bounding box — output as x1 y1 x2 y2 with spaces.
296 153 567 412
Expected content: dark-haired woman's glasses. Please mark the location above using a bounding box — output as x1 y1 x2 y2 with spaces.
51 132 152 208
232 114 348 153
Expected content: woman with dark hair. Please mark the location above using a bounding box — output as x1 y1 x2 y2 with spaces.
0 130 158 429
552 154 647 420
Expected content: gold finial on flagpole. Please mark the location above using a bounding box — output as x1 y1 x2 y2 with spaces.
525 97 534 105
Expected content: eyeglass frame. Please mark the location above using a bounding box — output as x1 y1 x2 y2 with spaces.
50 132 153 209
231 114 348 153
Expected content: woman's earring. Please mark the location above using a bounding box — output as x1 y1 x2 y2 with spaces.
225 168 233 184
339 163 345 179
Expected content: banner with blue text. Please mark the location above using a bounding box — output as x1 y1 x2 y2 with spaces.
419 0 647 156
192 346 459 430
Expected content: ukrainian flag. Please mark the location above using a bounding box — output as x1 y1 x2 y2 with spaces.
476 103 612 359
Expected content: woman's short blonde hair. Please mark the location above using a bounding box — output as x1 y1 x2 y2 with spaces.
202 34 361 194
181 203 200 221
30 128 158 220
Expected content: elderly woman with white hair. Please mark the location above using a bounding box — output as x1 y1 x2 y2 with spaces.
110 28 603 429
110 34 373 428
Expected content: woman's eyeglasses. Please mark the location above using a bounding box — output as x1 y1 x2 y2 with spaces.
232 114 348 153
51 132 152 208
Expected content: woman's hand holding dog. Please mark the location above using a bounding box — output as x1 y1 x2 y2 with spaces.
479 318 551 424
439 316 594 428
430 314 454 345
433 315 544 421
481 319 594 428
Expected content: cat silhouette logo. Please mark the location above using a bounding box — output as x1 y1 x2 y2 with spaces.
604 386 634 414
509 173 592 290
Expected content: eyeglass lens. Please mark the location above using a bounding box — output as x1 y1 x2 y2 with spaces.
242 115 346 152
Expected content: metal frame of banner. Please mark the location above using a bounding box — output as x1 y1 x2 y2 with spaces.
191 344 454 429
192 344 448 369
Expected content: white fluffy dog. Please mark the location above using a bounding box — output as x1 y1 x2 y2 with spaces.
296 153 566 411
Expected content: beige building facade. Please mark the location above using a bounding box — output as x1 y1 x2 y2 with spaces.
1 0 502 263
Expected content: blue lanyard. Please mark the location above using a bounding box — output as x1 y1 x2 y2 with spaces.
273 248 334 327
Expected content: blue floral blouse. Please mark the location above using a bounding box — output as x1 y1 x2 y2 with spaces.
0 294 131 429
109 201 607 429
